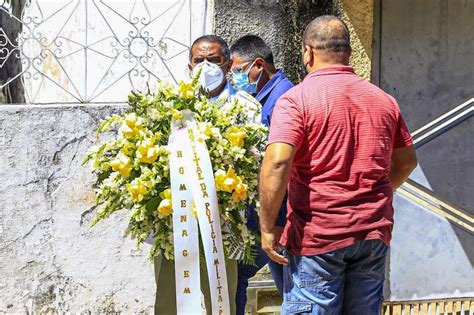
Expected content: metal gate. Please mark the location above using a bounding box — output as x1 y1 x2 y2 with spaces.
0 0 210 104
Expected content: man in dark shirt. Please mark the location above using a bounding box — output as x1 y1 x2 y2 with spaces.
230 35 293 314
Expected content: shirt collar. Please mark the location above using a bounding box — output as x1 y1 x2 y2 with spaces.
211 81 236 101
255 69 286 102
307 65 355 79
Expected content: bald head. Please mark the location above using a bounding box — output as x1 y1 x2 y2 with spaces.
303 15 351 64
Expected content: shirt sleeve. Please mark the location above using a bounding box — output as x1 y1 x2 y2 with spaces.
267 90 304 147
393 112 414 149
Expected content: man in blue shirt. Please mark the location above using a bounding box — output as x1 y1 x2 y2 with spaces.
230 35 294 314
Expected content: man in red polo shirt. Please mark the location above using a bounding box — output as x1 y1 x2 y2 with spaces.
259 15 417 314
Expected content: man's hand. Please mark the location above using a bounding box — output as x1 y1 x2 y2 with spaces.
261 228 288 265
259 142 295 264
273 225 284 243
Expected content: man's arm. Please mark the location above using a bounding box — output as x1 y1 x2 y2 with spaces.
389 145 417 189
272 193 288 247
259 142 296 264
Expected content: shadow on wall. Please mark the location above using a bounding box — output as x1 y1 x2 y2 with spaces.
377 0 474 267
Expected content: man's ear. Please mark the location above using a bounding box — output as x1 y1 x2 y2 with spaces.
255 57 265 70
304 45 314 66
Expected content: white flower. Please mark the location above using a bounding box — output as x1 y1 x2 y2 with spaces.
147 108 162 120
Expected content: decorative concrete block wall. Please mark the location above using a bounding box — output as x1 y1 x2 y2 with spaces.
213 0 332 83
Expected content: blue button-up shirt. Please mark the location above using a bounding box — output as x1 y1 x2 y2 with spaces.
248 70 294 230
256 70 294 128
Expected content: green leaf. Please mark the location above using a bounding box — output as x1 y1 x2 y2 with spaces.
95 170 112 186
145 196 161 213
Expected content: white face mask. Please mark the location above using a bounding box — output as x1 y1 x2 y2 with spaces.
192 61 225 92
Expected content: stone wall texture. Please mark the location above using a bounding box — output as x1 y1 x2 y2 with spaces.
335 0 374 80
214 0 375 83
0 105 155 313
213 0 333 83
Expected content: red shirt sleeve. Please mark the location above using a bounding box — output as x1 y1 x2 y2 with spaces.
267 89 304 147
393 112 414 148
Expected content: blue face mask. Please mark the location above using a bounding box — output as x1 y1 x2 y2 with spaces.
231 60 262 95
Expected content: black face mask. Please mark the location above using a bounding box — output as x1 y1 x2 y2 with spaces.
301 50 309 76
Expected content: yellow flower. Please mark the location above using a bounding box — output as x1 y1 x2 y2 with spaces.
223 177 236 191
136 138 160 164
178 81 195 99
215 169 227 192
160 83 176 100
226 126 247 147
101 161 111 171
120 113 144 138
171 108 183 120
125 113 137 125
127 178 148 201
204 124 213 137
200 122 219 139
110 153 132 177
215 166 248 201
159 188 172 200
215 167 239 193
158 199 172 216
157 189 172 216
232 181 248 202
120 141 136 156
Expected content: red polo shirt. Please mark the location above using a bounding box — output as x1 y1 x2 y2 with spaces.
267 66 413 256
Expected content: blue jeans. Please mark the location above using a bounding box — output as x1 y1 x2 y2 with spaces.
282 239 388 315
268 259 284 295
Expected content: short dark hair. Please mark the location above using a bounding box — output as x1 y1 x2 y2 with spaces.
230 35 274 64
303 15 351 52
189 35 230 61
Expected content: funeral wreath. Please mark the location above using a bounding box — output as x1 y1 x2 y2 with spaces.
84 75 267 264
